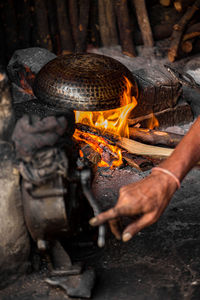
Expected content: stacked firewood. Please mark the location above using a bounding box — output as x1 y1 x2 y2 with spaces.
0 0 200 66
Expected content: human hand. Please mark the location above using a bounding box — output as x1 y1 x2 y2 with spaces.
89 170 178 242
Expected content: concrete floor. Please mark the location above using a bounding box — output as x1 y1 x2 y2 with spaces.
1 166 200 300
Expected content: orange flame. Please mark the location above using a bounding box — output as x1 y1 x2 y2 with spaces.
74 77 137 168
19 65 35 95
74 129 123 168
147 113 159 129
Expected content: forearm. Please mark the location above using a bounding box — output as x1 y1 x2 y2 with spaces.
159 116 200 182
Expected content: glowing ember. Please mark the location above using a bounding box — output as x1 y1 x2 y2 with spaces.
74 129 123 168
19 65 35 95
74 77 138 168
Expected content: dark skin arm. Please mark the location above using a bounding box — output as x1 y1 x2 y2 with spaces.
90 116 200 242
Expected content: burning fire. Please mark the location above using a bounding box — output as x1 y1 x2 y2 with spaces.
73 77 137 168
19 65 35 95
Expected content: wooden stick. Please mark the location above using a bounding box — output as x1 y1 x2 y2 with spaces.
90 0 101 47
98 0 118 46
117 137 174 157
174 0 194 12
34 0 52 51
115 0 136 57
76 123 183 148
132 0 154 47
55 0 74 54
160 0 171 6
76 0 90 52
181 40 193 53
183 22 200 41
122 151 154 171
168 0 200 62
46 0 59 54
105 0 118 45
129 127 183 147
68 0 79 46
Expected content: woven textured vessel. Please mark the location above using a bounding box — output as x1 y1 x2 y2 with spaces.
33 53 138 111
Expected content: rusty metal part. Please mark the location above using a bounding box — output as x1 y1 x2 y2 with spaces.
33 53 138 111
22 175 69 245
80 168 106 248
45 269 96 298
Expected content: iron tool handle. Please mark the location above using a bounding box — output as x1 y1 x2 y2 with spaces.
80 168 106 248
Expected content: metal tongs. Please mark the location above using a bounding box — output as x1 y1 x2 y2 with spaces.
164 64 200 93
80 168 105 248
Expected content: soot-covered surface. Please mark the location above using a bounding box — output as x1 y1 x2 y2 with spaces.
1 165 200 300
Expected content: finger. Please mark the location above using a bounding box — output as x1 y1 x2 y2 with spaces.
108 219 122 240
89 207 120 226
122 213 154 242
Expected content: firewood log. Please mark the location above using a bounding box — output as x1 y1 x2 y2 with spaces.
76 0 90 52
132 0 154 47
168 0 200 62
115 0 136 57
68 0 79 46
160 0 171 6
55 0 74 54
129 127 183 147
34 0 53 51
174 0 195 12
117 137 174 157
46 0 59 54
90 0 101 47
98 0 118 47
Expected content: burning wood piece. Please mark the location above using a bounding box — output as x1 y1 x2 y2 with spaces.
76 123 118 144
80 144 101 166
77 123 184 148
74 129 122 168
115 0 136 57
168 0 200 62
122 151 154 171
129 127 184 147
132 0 154 47
117 137 174 158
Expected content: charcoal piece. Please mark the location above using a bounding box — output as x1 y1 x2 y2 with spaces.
7 48 56 103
